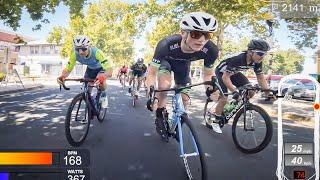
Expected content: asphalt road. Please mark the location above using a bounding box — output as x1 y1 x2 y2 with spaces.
0 79 317 180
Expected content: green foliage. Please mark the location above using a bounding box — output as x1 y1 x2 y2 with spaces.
47 26 64 44
286 18 318 49
263 49 304 75
50 0 145 66
0 0 86 30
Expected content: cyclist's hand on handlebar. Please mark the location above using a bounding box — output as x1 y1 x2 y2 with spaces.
95 73 107 86
264 93 277 102
57 76 65 85
232 89 240 100
205 87 215 98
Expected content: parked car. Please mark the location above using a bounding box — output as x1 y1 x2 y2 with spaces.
266 75 283 91
287 82 316 101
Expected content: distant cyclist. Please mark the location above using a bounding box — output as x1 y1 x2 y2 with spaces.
117 65 128 84
128 58 147 93
208 39 274 133
57 35 113 108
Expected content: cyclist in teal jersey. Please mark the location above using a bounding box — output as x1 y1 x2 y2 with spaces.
57 35 113 108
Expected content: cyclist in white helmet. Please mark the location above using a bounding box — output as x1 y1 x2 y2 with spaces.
146 12 220 137
57 35 113 108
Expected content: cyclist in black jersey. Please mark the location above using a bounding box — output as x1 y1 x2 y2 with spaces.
208 39 273 133
128 58 147 93
145 12 219 134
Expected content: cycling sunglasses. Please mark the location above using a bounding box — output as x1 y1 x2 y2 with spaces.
75 47 88 52
253 50 267 57
189 31 213 40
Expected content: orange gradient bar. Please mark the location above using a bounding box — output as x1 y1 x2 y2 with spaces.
0 152 52 165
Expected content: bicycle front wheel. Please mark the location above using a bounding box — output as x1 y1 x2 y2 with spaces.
232 104 273 154
179 114 207 180
65 93 91 147
96 93 107 123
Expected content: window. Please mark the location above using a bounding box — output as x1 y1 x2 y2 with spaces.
30 46 39 54
54 46 60 54
41 46 51 54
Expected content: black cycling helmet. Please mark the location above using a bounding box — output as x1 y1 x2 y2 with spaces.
247 39 270 51
137 58 144 64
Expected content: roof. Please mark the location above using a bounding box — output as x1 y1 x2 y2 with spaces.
0 29 35 43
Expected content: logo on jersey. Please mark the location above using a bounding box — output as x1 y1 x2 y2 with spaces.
170 43 180 50
201 47 208 54
152 59 160 64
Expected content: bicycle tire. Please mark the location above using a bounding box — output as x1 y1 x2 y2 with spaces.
96 92 107 123
179 114 207 180
232 104 273 154
203 100 212 129
65 93 91 147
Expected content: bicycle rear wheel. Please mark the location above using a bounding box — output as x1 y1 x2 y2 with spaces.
179 114 207 180
232 104 273 154
65 93 91 147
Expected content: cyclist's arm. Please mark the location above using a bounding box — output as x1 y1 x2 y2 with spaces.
254 62 269 93
95 49 112 77
61 50 77 78
203 41 219 90
146 38 168 89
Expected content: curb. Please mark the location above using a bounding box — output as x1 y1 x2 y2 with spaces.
0 84 44 95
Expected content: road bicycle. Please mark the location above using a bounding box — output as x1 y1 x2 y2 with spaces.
148 79 216 180
60 78 108 146
204 82 281 154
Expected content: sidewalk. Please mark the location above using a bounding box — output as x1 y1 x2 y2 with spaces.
191 86 316 127
253 98 315 126
0 76 120 95
0 77 44 95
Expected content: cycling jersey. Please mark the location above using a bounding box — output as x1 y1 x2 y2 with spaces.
215 52 263 75
131 63 147 77
150 34 219 85
119 67 128 74
215 52 263 93
65 47 111 72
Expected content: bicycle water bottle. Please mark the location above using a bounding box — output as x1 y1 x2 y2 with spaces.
223 100 237 114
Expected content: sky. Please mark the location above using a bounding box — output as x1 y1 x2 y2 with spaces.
0 0 317 74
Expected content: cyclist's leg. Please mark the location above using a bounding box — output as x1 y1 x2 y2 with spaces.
156 60 172 109
84 67 98 93
129 71 134 86
137 72 143 91
235 73 255 98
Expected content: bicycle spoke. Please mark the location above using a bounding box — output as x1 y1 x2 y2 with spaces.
232 105 272 154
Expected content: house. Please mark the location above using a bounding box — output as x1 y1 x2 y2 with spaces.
0 29 34 74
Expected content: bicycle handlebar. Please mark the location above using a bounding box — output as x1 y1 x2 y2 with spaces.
59 78 96 91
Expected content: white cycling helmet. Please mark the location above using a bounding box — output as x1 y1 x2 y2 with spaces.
73 35 91 47
180 12 218 32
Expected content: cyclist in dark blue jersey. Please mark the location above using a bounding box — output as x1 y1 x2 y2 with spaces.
146 12 219 135
208 39 273 133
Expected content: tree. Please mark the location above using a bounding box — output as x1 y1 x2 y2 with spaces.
47 26 65 44
49 0 144 66
145 0 270 50
263 49 304 75
0 0 86 30
286 18 318 49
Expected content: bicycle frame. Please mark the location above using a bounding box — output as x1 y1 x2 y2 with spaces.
169 91 200 157
81 82 101 117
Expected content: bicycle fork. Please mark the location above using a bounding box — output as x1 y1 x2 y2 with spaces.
243 104 255 131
